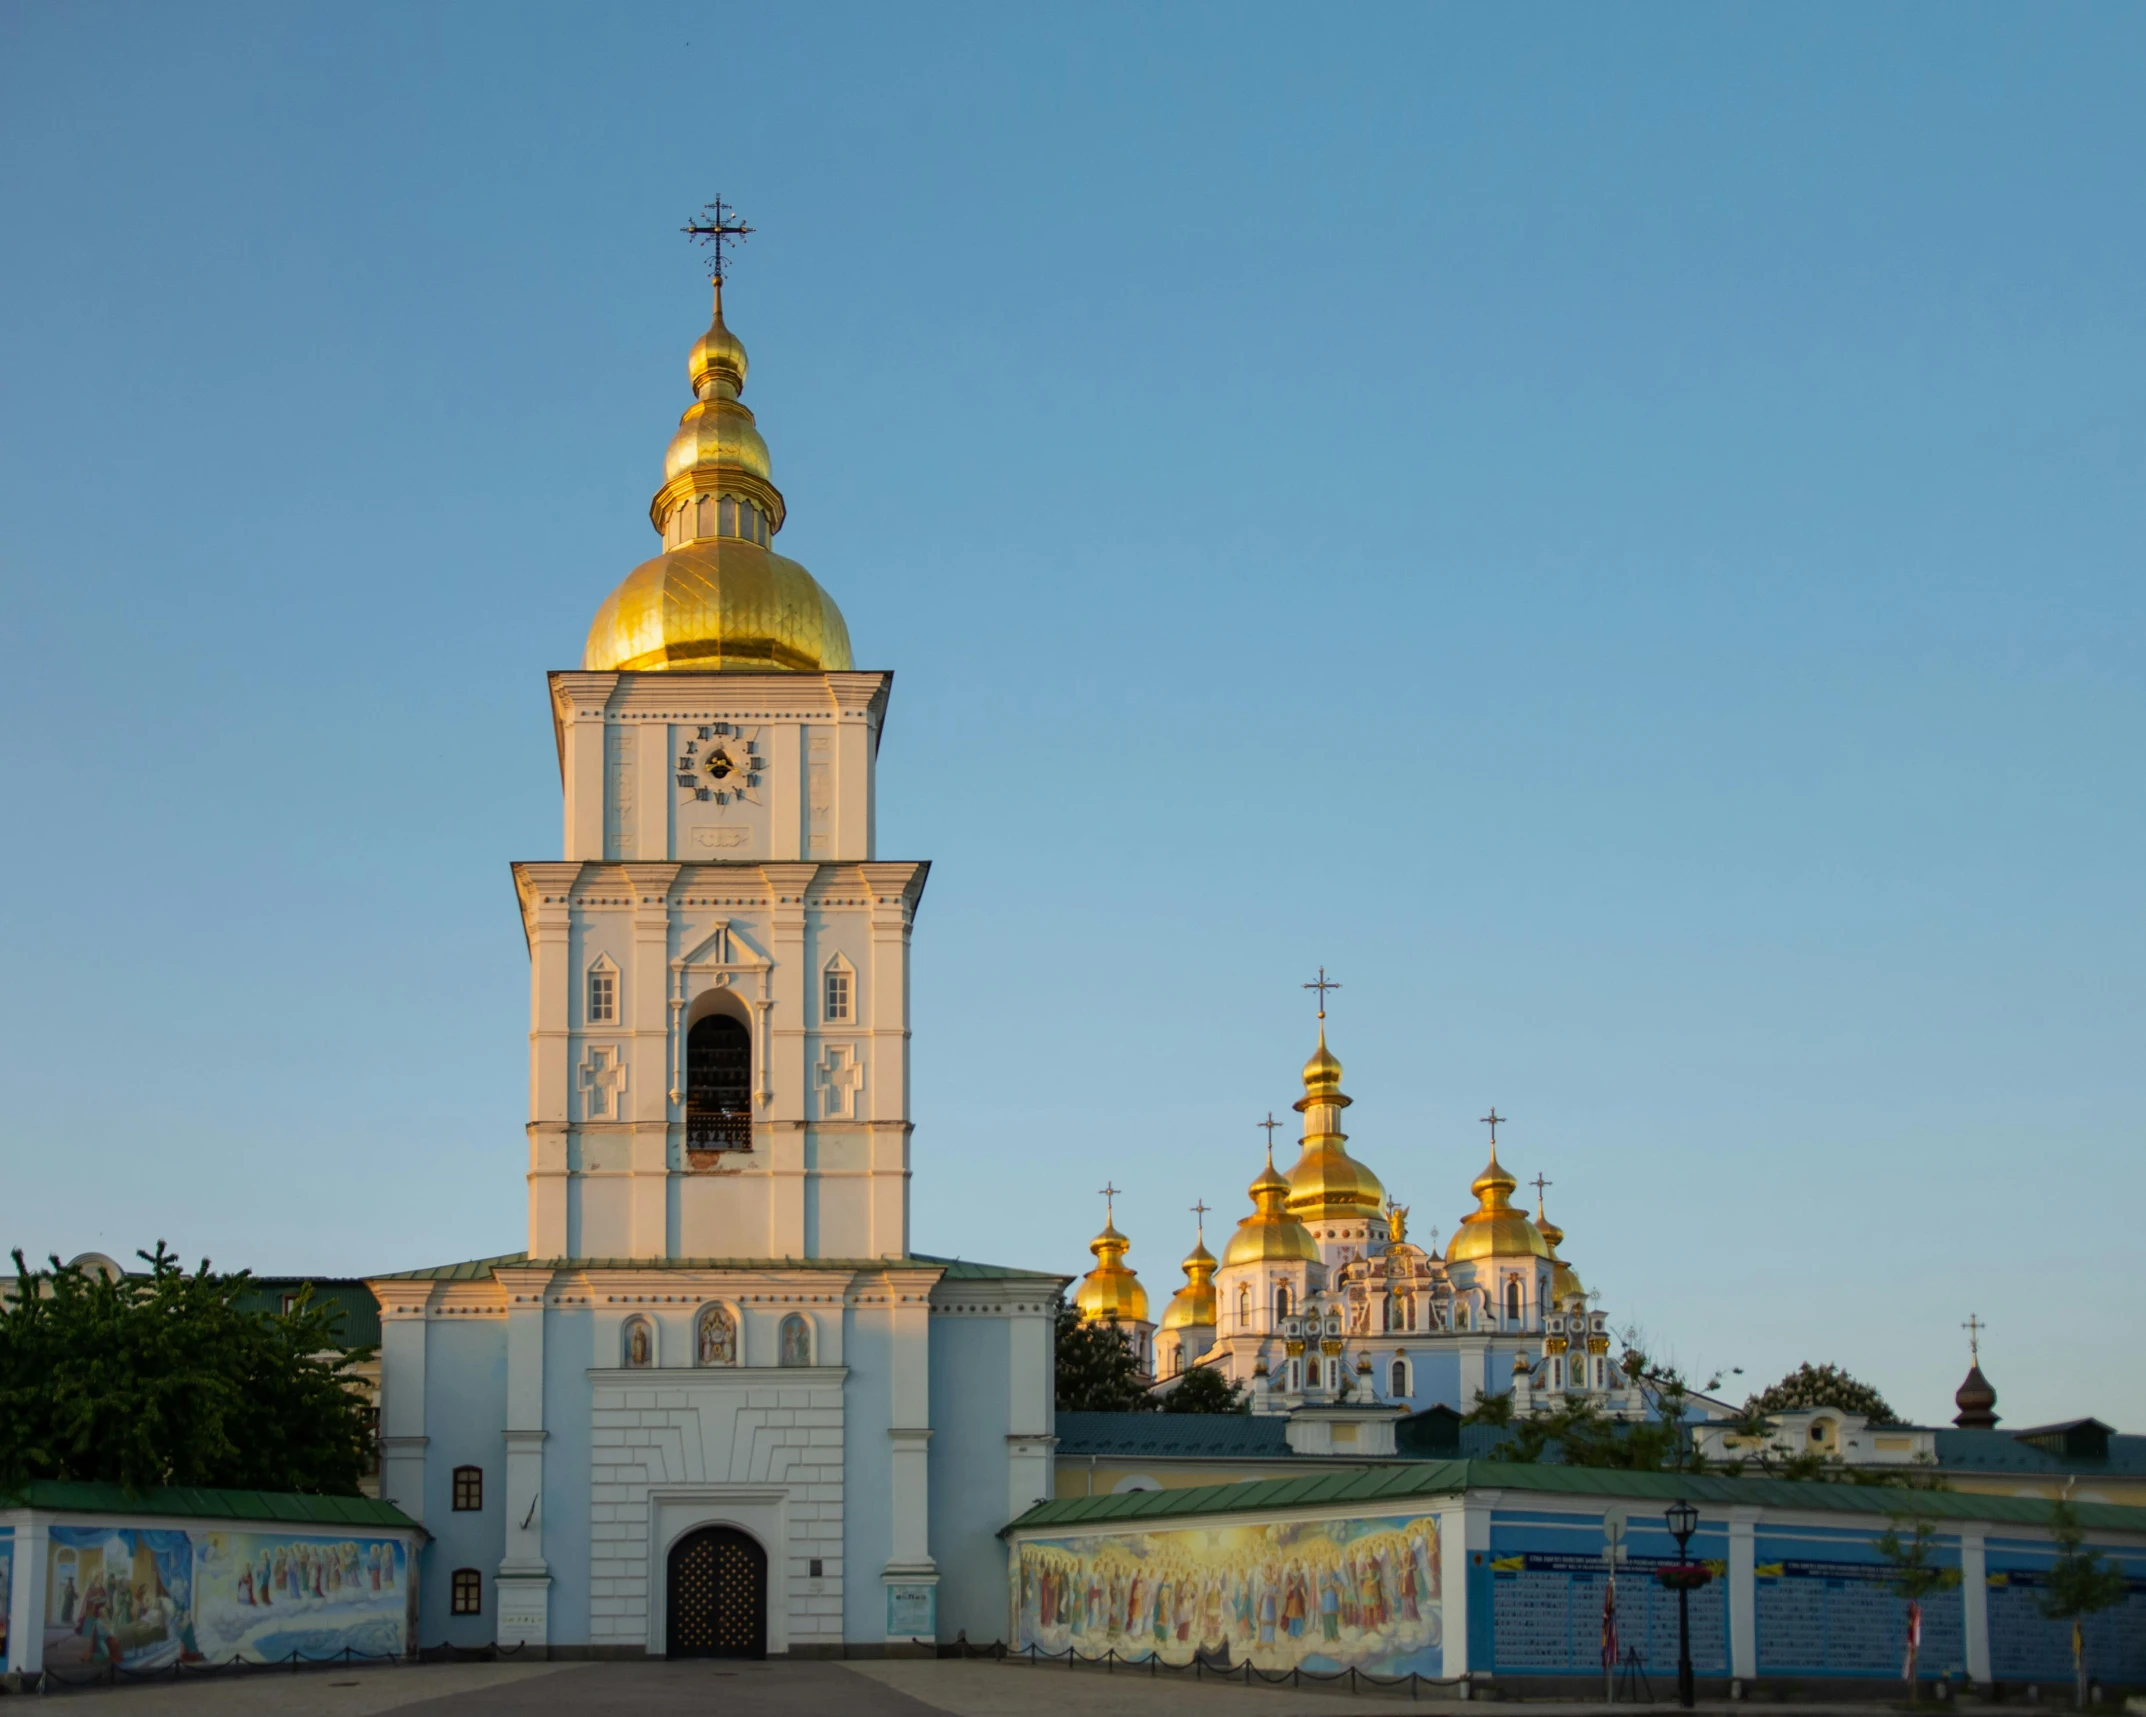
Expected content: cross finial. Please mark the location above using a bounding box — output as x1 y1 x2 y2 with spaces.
1963 1313 1985 1364
1480 1108 1506 1146
1098 1181 1121 1223
1303 967 1342 1020
1191 1198 1210 1240
1529 1172 1552 1212
1257 1112 1283 1160
682 197 755 283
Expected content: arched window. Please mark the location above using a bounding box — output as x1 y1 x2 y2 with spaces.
1237 1285 1250 1328
622 1316 654 1368
1288 1358 1301 1392
1274 1284 1290 1320
587 958 617 1024
1504 1278 1523 1325
687 1014 752 1151
823 956 854 1024
1390 1358 1408 1398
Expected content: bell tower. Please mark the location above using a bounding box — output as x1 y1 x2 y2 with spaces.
513 245 925 1263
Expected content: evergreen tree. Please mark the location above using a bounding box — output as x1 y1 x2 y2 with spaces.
1745 1362 1898 1424
1161 1365 1246 1415
2039 1499 2130 1709
1053 1306 1157 1412
0 1245 376 1495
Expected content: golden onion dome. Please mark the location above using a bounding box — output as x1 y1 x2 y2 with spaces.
1222 1151 1322 1268
1284 1026 1386 1223
1075 1219 1149 1326
582 279 852 675
1160 1235 1218 1332
1551 1260 1585 1303
1443 1143 1550 1266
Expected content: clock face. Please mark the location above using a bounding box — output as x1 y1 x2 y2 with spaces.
676 723 763 807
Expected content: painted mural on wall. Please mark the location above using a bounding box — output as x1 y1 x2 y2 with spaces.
42 1525 410 1671
1017 1514 1442 1676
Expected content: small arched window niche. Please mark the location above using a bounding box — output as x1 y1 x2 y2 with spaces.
587 955 618 1025
777 1313 812 1368
822 955 854 1024
667 491 772 550
1390 1358 1410 1399
695 1303 738 1368
622 1315 656 1369
686 1012 752 1155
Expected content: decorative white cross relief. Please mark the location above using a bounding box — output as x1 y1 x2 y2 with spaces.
814 1043 863 1120
579 1044 628 1121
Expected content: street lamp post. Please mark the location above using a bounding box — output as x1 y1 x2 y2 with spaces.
1665 1499 1701 1710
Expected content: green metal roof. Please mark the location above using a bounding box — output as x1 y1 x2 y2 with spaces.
1005 1459 2146 1538
237 1279 383 1348
369 1251 1060 1284
1 1480 420 1533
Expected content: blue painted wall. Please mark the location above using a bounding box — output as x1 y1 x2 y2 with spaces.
420 1320 507 1647
928 1314 1016 1644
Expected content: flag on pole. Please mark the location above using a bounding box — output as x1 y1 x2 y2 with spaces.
1602 1577 1618 1670
1903 1599 1923 1680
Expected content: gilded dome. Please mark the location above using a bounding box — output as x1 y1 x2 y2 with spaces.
584 539 853 673
1075 1219 1149 1326
583 279 850 675
1284 1027 1386 1223
1443 1144 1550 1266
1160 1236 1218 1332
1222 1152 1322 1268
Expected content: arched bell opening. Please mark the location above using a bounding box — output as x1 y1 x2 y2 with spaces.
685 1006 752 1155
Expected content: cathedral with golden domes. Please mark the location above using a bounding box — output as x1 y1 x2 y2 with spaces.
1074 997 1639 1422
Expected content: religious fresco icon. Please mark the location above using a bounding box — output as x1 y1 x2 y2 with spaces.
624 1316 654 1368
779 1313 811 1367
696 1303 737 1367
1017 1513 1441 1677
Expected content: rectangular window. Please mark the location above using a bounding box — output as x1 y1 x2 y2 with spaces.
824 967 852 1023
451 1569 482 1616
589 969 616 1024
452 1466 483 1511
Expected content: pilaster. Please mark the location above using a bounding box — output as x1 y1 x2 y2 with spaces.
370 1281 435 1524
1961 1529 1991 1684
5 1512 48 1678
1728 1505 1759 1682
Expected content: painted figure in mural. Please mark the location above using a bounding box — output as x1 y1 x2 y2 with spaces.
627 1318 652 1367
780 1314 810 1367
59 1571 78 1624
697 1304 737 1366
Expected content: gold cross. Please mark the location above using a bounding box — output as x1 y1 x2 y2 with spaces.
1257 1113 1284 1159
1099 1182 1121 1222
682 197 755 282
1303 968 1342 1020
1481 1108 1506 1146
1529 1172 1552 1211
1190 1199 1210 1240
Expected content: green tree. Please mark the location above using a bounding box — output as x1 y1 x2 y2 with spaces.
1875 1514 1961 1699
2039 1498 2130 1709
1161 1365 1246 1415
1459 1350 1710 1473
1053 1306 1157 1413
0 1245 376 1496
1745 1362 1898 1425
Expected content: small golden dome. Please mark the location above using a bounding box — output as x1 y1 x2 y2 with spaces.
1444 1144 1550 1266
1075 1219 1149 1326
1223 1151 1322 1268
1160 1236 1218 1332
1551 1260 1585 1303
583 280 851 675
1284 1025 1385 1223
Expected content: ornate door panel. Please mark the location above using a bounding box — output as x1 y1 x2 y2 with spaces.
666 1525 768 1659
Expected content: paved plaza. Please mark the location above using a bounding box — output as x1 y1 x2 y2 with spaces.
12 1656 1961 1716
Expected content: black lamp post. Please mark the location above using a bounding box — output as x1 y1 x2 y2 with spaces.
1665 1499 1700 1709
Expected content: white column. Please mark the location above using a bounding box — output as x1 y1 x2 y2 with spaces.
560 692 609 861
1728 1506 1759 1684
625 868 676 1259
883 1269 939 1643
1006 1305 1056 1518
6 1511 48 1678
634 719 672 861
521 867 575 1260
1440 1495 1491 1683
494 1268 552 1647
371 1284 434 1524
1962 1530 1991 1685
1457 1336 1489 1411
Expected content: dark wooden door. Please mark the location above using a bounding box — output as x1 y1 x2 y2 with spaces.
667 1526 767 1659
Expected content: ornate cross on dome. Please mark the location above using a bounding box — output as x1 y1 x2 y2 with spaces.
1257 1113 1283 1157
1529 1172 1552 1208
1303 968 1342 1020
1098 1181 1121 1223
682 197 755 282
1480 1108 1506 1145
1963 1312 1985 1363
1190 1198 1210 1239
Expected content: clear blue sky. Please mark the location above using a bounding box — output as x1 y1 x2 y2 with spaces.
4 4 2140 1432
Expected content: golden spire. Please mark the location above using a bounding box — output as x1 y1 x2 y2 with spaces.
1222 1124 1321 1267
1445 1110 1550 1266
1074 1182 1149 1325
1161 1200 1219 1332
583 218 852 675
1282 977 1385 1224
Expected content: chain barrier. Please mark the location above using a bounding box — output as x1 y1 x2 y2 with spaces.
32 1639 528 1693
956 1637 1471 1699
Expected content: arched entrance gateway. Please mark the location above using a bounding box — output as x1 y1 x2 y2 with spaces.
666 1526 767 1659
